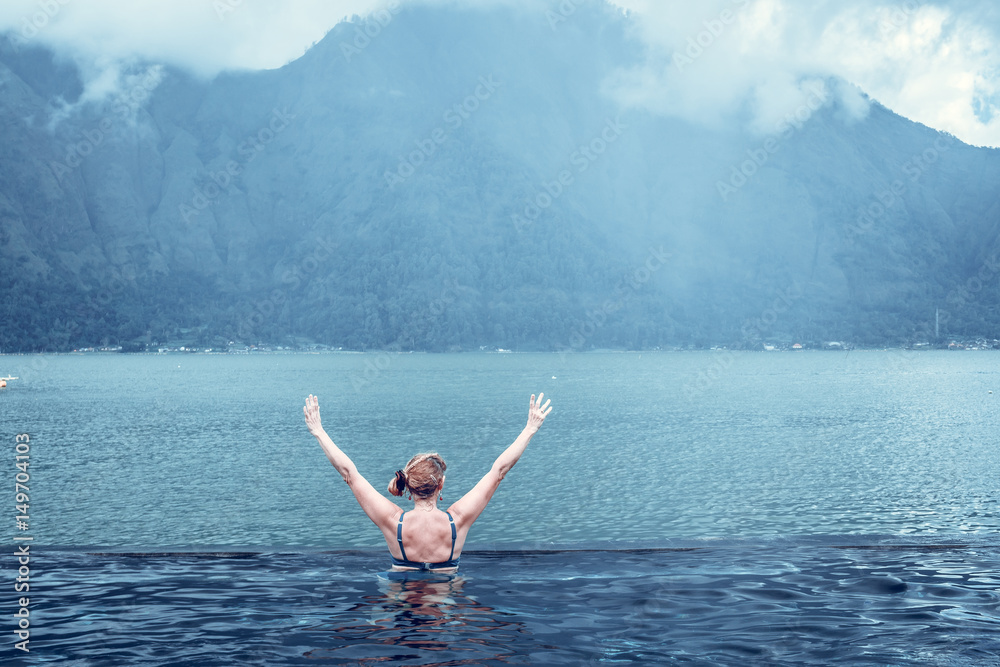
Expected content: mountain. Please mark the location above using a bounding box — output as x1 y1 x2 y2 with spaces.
1 1 999 352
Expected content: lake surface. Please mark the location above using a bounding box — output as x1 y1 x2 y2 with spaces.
2 351 998 548
2 351 999 665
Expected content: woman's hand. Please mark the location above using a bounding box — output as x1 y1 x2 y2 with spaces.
304 394 325 436
526 392 552 431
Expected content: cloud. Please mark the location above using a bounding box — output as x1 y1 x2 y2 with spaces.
0 0 389 77
2 0 999 146
607 0 1000 146
0 0 392 127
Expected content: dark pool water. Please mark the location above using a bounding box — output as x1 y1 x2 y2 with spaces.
16 538 1000 666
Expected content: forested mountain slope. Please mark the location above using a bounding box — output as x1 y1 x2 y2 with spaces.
1 2 998 351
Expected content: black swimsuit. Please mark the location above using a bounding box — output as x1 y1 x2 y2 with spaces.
391 510 460 570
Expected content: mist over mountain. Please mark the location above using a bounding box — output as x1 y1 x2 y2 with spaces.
1 1 999 352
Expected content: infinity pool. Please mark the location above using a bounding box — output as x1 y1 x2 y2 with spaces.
22 538 1000 666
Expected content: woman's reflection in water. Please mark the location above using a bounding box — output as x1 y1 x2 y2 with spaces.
314 574 526 665
376 573 468 622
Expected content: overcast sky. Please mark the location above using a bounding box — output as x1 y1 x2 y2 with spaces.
1 0 999 147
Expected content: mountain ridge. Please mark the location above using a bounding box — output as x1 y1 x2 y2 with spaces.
1 1 999 352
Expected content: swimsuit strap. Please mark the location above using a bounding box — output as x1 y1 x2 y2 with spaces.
396 510 456 563
446 511 456 561
396 511 408 561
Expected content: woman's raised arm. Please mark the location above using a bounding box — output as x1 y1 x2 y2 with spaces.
448 393 552 527
304 394 400 529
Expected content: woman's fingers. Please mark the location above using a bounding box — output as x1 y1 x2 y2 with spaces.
529 393 551 416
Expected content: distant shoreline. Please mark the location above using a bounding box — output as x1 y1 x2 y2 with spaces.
2 345 998 356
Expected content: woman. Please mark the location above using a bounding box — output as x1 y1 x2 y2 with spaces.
304 392 552 572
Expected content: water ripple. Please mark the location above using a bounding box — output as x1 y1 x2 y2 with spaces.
10 542 995 666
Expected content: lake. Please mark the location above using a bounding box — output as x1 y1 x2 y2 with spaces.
3 350 998 548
